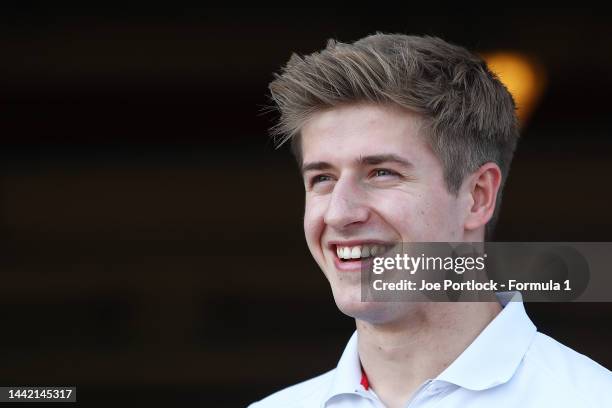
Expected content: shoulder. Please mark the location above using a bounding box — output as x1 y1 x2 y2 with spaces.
521 331 612 405
527 332 612 383
248 369 335 408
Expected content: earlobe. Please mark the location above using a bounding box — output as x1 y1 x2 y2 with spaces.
464 163 502 231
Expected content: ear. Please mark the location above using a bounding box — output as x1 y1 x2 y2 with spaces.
464 162 502 232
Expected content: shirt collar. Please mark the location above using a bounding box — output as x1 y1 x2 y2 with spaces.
324 291 537 404
436 291 537 390
323 331 365 405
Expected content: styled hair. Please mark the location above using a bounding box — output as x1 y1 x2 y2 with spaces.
268 33 520 239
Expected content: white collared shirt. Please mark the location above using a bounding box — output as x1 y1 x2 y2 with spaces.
249 293 612 407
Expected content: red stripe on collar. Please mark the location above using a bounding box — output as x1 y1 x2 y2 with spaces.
360 367 370 390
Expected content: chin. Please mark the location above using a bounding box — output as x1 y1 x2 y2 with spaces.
331 290 395 323
330 285 363 313
333 288 419 325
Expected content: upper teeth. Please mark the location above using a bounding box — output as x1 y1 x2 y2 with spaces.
336 245 387 260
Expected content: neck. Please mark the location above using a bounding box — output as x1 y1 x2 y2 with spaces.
356 301 501 408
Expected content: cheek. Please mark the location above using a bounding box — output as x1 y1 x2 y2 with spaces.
378 196 423 237
375 189 458 240
418 190 463 239
303 196 326 250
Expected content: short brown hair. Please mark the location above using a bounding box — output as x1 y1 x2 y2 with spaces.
268 33 520 239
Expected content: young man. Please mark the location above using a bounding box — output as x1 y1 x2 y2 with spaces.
249 34 611 407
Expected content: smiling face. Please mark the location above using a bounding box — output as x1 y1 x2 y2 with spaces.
301 103 473 322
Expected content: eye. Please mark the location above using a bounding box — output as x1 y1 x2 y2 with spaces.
311 174 332 184
372 168 399 178
306 174 336 193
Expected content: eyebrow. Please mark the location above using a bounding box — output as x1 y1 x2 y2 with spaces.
357 154 413 168
301 154 413 174
301 161 334 173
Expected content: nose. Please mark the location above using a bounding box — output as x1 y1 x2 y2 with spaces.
323 176 370 229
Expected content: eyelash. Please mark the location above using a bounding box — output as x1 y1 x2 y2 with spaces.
309 169 400 187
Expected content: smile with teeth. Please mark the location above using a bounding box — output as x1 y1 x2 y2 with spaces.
336 244 391 261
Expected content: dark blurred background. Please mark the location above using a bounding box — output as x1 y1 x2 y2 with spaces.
1 6 611 407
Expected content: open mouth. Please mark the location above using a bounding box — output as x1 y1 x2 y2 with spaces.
334 243 394 262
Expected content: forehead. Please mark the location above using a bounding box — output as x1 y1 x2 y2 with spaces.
300 103 430 165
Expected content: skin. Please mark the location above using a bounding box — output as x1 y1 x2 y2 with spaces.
300 103 503 408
